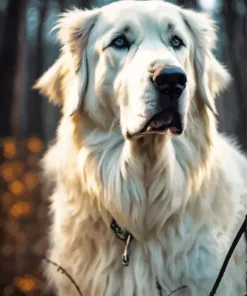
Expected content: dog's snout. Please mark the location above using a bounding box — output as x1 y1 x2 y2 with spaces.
152 66 187 98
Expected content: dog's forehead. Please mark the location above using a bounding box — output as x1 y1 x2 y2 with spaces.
97 1 184 32
101 1 180 14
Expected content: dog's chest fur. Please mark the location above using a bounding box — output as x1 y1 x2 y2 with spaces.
44 120 245 296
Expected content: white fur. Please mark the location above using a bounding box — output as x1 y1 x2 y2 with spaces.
35 1 246 296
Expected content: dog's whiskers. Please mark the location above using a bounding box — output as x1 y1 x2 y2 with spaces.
188 110 195 130
191 99 199 116
109 112 120 132
185 110 194 141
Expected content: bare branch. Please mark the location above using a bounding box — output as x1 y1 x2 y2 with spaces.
42 256 83 296
209 216 247 296
41 214 247 296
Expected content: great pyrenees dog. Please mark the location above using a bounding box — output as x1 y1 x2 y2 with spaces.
35 1 247 295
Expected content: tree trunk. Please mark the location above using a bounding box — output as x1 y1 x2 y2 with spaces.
219 1 247 150
59 0 66 12
0 0 28 138
11 0 28 139
28 0 49 139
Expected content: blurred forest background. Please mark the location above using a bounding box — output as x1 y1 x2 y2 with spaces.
0 0 246 295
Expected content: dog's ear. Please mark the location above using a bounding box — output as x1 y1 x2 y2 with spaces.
33 55 68 106
34 9 99 116
181 9 231 114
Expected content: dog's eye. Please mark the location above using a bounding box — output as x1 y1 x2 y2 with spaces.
171 35 184 49
111 36 129 49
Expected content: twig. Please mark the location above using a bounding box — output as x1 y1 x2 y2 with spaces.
209 216 247 296
156 280 163 296
43 256 188 296
42 215 247 296
43 257 187 296
42 256 83 296
167 285 188 296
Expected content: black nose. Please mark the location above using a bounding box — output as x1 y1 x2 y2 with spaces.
152 66 187 99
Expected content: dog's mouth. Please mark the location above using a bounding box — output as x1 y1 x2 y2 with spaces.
127 108 183 139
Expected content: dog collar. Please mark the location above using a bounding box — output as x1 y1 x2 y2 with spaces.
110 219 163 295
110 219 134 266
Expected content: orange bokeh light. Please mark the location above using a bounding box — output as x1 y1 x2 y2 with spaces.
0 164 15 182
24 172 40 191
10 201 34 218
2 138 17 159
14 276 39 292
8 180 25 196
27 137 44 153
0 161 24 183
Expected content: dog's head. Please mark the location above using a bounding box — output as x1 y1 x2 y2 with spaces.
35 1 230 140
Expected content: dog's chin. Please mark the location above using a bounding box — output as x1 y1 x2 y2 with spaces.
126 109 184 140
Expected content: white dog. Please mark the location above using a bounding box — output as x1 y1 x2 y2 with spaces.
35 1 247 295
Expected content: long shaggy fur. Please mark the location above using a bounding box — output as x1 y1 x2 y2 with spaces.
35 1 247 296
